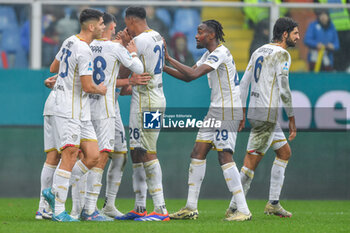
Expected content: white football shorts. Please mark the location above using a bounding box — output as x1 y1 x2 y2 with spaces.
91 117 115 152
196 112 240 153
246 119 287 155
44 115 58 153
113 109 127 153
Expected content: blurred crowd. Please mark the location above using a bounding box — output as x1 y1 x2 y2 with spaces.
0 1 349 72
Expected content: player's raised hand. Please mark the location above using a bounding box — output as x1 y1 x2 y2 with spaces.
98 82 107 95
129 73 151 86
126 40 137 54
113 33 122 44
44 74 57 89
288 116 297 141
119 28 132 47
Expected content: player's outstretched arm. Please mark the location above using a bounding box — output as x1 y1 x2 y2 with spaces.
163 38 213 81
80 75 107 95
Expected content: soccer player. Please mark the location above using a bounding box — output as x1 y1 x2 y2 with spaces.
42 9 107 222
229 17 299 218
114 6 169 222
163 20 251 221
72 12 149 220
35 75 60 220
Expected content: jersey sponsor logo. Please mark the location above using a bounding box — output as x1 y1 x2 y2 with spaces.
207 55 219 63
251 91 260 98
66 41 74 49
55 85 65 91
90 45 102 53
88 94 100 100
143 110 162 129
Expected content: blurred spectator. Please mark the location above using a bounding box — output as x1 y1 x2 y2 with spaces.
55 9 80 46
169 32 194 66
106 6 125 33
145 6 170 43
318 0 350 72
243 0 288 29
249 19 269 58
42 22 59 67
170 5 203 60
304 10 339 71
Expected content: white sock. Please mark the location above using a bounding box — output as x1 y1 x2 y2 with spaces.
240 166 255 196
269 157 288 201
84 167 103 215
39 163 56 211
69 160 89 214
144 159 167 214
185 159 206 211
229 166 254 210
105 153 126 208
132 163 147 212
222 162 249 215
71 172 87 216
52 168 71 216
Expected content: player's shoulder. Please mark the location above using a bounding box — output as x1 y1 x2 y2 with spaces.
136 29 162 43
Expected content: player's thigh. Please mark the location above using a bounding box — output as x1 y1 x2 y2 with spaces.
212 120 240 153
92 118 115 152
246 119 276 156
52 116 81 152
44 115 58 153
114 113 127 154
80 120 99 162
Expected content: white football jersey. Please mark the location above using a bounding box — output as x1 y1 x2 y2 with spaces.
196 44 243 120
51 35 93 121
240 43 293 123
131 29 166 110
89 39 136 120
43 88 56 116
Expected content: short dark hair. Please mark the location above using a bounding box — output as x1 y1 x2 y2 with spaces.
202 19 225 43
272 17 298 42
103 12 117 26
125 6 146 19
79 8 104 25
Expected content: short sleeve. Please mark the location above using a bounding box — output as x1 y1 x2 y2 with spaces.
196 52 208 67
113 43 133 68
276 51 291 77
203 50 225 70
77 44 93 76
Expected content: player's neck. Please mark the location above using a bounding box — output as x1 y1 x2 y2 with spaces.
76 31 94 44
135 23 150 36
207 41 220 53
271 41 287 49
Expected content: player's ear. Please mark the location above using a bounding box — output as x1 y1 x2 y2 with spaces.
283 31 288 40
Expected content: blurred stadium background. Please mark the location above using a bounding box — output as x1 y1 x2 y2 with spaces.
0 0 349 202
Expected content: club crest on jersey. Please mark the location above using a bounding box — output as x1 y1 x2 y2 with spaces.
143 110 162 129
207 55 219 63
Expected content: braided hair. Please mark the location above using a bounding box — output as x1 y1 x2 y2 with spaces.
202 19 225 43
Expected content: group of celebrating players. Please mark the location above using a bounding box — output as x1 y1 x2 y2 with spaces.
35 6 300 222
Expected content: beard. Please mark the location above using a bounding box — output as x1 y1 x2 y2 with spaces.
286 36 296 48
196 43 204 49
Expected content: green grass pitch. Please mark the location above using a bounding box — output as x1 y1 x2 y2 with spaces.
0 198 349 233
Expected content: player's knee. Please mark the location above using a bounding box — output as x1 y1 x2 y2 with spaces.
218 151 233 165
276 144 292 160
